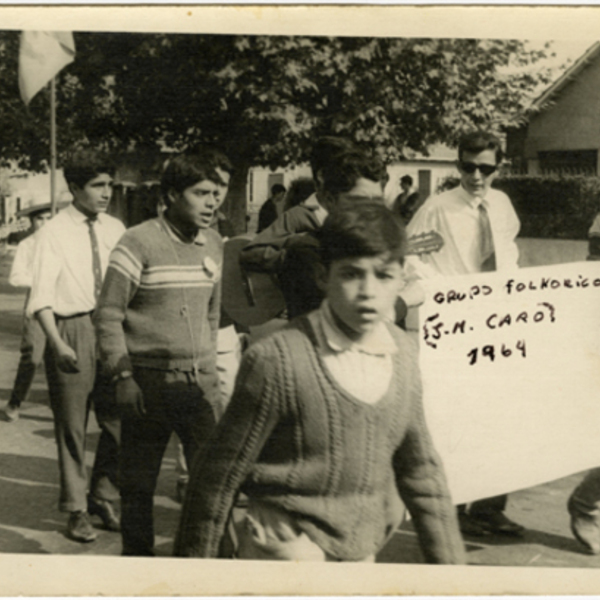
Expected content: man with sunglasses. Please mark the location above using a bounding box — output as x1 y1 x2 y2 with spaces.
406 131 523 538
407 131 519 276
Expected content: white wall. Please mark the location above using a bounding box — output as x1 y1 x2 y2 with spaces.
248 164 312 213
384 161 458 206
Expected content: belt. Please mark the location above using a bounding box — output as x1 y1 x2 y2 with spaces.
54 311 94 321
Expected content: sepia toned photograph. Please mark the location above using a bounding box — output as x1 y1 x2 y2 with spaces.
2 4 600 596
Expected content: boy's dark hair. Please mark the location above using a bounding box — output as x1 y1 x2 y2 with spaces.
318 202 407 268
309 136 357 180
271 183 286 196
161 153 222 203
284 177 316 211
400 175 413 186
188 146 233 175
458 131 504 164
310 136 387 198
322 150 386 198
63 149 116 189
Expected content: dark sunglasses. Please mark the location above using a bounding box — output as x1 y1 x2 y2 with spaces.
459 162 497 176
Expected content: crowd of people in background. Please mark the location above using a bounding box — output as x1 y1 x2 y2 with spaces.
2 131 600 562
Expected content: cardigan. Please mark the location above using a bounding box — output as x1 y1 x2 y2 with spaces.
175 316 465 563
94 216 223 376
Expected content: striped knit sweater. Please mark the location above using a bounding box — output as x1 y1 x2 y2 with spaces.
94 217 223 376
175 317 465 563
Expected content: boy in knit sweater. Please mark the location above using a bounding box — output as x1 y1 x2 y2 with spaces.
175 202 465 563
94 153 224 556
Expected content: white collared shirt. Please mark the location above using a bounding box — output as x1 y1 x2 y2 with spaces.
406 184 520 277
28 203 126 316
9 232 39 288
301 193 329 227
308 301 397 404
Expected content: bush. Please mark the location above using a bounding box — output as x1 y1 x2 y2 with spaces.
436 174 600 240
493 175 600 240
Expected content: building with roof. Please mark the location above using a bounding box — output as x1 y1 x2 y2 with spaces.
506 42 600 175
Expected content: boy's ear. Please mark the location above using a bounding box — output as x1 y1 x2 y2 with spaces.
314 261 328 292
166 189 179 207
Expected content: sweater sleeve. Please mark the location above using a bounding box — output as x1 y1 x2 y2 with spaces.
240 206 317 273
392 342 466 564
174 340 282 557
207 237 223 348
94 236 142 377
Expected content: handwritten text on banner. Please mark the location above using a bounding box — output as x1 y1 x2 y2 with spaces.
418 261 600 505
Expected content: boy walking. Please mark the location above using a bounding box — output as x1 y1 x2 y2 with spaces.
94 153 224 556
175 202 465 563
28 150 124 542
407 130 523 537
3 203 52 422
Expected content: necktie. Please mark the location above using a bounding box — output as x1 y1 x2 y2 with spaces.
87 218 103 302
478 201 496 272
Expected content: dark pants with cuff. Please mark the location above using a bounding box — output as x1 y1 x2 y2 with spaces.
44 313 120 513
120 366 220 556
9 296 47 408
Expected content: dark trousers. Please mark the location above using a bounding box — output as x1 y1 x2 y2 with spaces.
9 301 46 407
120 366 220 556
44 313 120 513
470 494 508 516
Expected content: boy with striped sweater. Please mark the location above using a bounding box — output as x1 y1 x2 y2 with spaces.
94 153 224 556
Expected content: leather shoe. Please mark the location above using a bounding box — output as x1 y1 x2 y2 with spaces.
457 510 491 537
3 403 19 423
88 496 120 532
67 511 97 543
469 511 525 537
568 496 600 554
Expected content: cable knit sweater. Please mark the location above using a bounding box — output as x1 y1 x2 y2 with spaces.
175 316 465 563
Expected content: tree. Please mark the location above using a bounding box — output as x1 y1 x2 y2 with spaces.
0 32 553 232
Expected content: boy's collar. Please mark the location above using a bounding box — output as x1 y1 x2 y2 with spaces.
303 193 328 226
160 214 206 245
318 300 397 356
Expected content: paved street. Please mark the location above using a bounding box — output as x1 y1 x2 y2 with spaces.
0 243 599 570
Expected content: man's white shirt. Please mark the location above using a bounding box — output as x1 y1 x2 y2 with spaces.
406 184 520 278
28 203 125 317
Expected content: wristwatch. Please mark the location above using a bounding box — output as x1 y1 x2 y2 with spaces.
112 370 133 384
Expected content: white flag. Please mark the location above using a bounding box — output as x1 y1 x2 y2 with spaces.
19 31 75 105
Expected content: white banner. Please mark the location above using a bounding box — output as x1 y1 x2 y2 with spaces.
418 261 600 505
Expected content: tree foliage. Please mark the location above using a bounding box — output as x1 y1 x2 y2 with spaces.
0 32 553 228
0 33 553 167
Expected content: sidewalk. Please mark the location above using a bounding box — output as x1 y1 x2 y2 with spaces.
0 244 599 567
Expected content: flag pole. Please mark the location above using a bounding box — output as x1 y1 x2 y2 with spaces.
50 77 57 217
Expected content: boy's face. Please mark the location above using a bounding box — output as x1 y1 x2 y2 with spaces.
169 179 220 230
458 149 498 198
323 253 404 342
31 211 51 232
71 173 114 216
